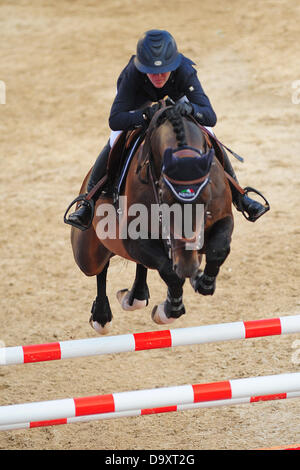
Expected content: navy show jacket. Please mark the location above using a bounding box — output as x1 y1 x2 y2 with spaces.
109 55 217 132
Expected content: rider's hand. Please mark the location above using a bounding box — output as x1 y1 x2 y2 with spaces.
142 103 161 124
174 101 194 116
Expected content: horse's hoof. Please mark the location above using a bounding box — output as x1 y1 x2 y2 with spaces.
190 271 216 296
89 315 112 335
151 303 176 325
116 289 147 311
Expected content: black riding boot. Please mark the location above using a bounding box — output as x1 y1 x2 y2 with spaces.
68 141 111 228
222 149 268 222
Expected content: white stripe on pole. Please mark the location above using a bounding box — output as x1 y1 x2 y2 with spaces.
0 398 75 426
69 409 142 424
178 396 250 410
60 334 135 359
0 346 24 365
114 385 194 412
0 422 30 431
230 373 300 399
170 322 245 347
280 315 300 334
287 391 300 398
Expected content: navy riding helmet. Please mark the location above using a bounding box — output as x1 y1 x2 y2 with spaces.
134 29 182 74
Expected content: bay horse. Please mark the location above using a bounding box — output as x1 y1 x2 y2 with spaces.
68 106 234 333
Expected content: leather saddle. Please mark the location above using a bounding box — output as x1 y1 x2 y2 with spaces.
107 128 146 198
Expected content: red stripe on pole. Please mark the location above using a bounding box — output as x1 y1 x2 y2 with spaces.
141 406 178 415
250 393 287 403
244 318 282 339
30 418 67 428
192 381 232 402
133 330 172 351
74 394 115 416
23 343 61 363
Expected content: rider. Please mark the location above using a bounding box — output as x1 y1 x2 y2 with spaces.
68 29 267 228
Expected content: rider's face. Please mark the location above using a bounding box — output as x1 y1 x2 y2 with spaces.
147 72 171 88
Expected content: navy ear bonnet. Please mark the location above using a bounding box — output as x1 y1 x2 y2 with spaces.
161 146 214 201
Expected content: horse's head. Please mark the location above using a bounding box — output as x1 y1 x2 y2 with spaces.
153 107 214 279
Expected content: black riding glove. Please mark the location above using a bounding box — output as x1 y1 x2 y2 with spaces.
174 101 194 116
142 103 161 124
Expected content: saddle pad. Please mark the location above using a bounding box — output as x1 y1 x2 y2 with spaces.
117 133 145 194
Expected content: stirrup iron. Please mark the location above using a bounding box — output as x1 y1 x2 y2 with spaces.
63 194 95 231
241 186 270 222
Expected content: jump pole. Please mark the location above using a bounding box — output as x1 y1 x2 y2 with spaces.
0 372 300 427
1 391 300 432
1 314 300 365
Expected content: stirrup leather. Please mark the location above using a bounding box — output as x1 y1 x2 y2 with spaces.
64 174 109 231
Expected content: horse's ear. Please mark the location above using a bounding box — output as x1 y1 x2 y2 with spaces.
196 148 214 173
163 148 176 169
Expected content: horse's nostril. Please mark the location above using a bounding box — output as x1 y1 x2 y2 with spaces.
173 264 177 272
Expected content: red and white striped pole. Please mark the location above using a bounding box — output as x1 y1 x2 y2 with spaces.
1 391 299 432
1 315 299 365
0 372 299 427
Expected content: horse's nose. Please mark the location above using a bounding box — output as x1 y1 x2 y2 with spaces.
173 261 199 280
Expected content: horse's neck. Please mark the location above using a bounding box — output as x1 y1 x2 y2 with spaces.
151 126 175 175
144 117 207 179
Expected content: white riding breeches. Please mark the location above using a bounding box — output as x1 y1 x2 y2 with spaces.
110 130 123 147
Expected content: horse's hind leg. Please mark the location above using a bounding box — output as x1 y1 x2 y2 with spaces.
191 216 233 295
117 264 150 311
89 261 113 334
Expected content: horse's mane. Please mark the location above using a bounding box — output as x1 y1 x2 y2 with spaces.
156 107 187 148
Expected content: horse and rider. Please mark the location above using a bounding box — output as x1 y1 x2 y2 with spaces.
64 30 269 332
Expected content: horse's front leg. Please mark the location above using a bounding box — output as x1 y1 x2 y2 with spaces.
89 261 113 334
117 264 150 311
151 259 186 325
191 216 233 295
124 239 185 325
